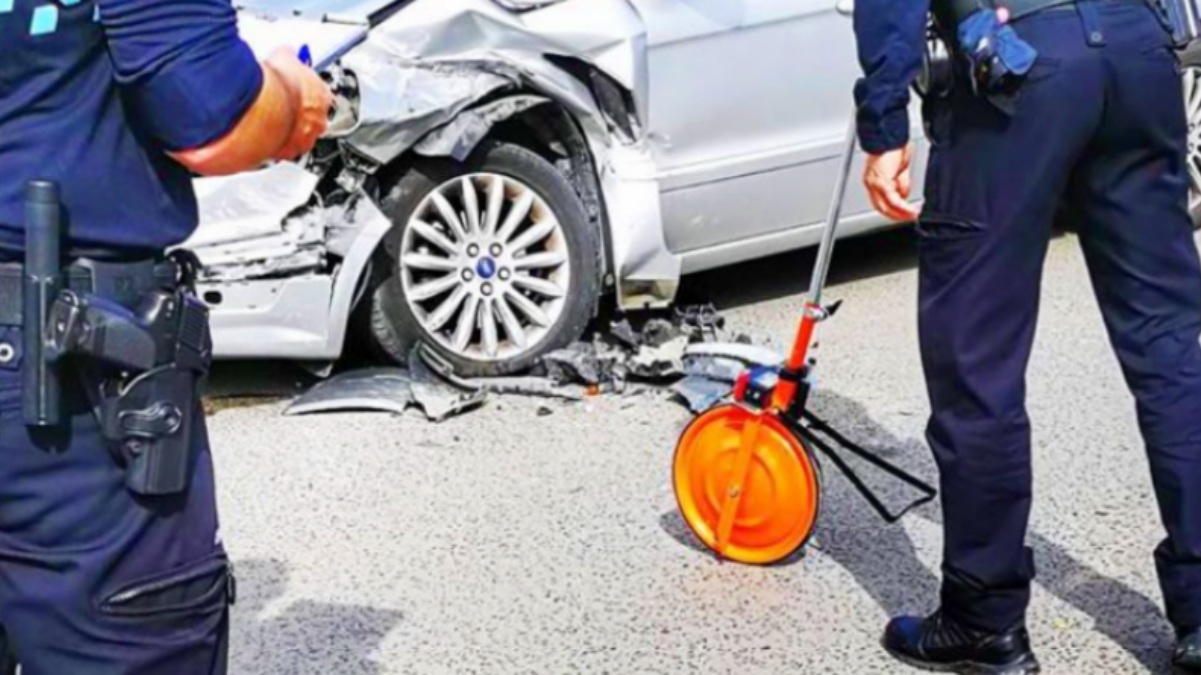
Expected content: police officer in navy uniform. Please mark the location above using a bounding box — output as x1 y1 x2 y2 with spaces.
1 0 330 671
855 0 1201 672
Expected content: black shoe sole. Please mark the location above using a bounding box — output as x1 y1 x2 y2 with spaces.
883 642 1041 675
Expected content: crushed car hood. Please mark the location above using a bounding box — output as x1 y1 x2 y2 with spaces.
232 0 646 163
191 0 678 314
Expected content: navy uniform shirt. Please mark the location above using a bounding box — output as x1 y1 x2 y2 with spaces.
853 0 930 154
0 0 263 256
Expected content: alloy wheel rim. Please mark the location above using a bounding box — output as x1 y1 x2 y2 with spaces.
1185 66 1201 213
400 173 571 362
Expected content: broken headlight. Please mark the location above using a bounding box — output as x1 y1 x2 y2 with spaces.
491 0 568 12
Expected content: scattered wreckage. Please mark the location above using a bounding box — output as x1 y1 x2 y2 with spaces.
283 305 781 422
185 0 894 377
188 0 679 375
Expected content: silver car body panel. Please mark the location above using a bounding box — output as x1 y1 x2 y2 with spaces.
191 0 917 360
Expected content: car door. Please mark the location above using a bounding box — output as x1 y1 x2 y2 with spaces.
633 0 864 254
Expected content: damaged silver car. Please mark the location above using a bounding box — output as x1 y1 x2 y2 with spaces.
188 0 918 375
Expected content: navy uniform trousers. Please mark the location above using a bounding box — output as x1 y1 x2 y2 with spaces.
0 324 231 672
920 0 1201 634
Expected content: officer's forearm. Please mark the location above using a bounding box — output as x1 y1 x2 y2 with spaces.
168 64 300 177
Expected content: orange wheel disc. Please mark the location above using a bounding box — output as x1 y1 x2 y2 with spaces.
672 404 821 565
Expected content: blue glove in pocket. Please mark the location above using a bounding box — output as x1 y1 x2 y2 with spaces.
958 10 1039 93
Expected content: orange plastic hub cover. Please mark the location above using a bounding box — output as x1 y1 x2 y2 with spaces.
673 404 821 565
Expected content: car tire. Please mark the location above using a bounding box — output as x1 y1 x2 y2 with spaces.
368 141 601 377
1180 42 1201 228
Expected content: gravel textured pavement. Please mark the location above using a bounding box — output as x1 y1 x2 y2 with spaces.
208 229 1196 674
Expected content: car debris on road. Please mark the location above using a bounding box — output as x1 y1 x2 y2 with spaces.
283 304 782 422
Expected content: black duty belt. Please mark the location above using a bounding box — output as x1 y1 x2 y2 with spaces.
938 0 1078 28
0 258 181 327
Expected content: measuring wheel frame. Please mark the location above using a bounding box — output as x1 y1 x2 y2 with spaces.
669 117 938 567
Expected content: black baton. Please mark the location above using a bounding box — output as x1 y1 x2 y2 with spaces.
23 180 62 428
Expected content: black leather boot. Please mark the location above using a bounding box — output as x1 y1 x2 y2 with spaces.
882 611 1040 674
1175 628 1201 673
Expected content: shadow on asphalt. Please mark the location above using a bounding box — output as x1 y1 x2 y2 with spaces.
659 388 1175 673
231 559 404 675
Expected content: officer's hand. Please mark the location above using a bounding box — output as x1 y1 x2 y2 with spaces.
864 145 920 223
264 47 333 161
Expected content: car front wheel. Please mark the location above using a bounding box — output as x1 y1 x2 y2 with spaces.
1182 46 1201 227
368 141 601 377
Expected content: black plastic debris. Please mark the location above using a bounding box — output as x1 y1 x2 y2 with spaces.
608 318 642 351
674 303 725 341
541 345 606 385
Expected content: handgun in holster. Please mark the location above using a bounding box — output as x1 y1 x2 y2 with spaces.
45 288 212 496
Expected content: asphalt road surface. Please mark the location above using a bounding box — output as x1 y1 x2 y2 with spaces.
208 228 1194 674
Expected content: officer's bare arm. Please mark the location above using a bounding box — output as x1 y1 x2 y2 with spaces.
169 49 332 176
99 0 330 178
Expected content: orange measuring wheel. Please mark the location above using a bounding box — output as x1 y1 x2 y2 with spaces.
673 404 821 565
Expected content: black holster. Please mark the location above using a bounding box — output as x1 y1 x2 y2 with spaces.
9 180 209 496
48 276 212 497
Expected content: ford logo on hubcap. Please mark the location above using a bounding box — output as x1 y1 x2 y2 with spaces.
476 257 497 280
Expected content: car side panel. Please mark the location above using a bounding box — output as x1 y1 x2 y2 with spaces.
636 0 868 252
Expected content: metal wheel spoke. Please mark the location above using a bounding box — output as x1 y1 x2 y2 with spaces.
426 285 469 332
483 176 504 237
1190 162 1201 196
1188 70 1201 119
411 219 459 254
462 177 482 237
507 215 559 254
512 250 566 271
409 273 460 301
453 295 481 352
480 299 500 357
431 192 469 241
404 253 458 272
496 190 535 244
495 295 528 349
512 274 565 298
504 290 551 328
402 171 571 362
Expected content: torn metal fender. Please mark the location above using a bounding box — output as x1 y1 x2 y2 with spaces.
412 94 550 161
591 141 682 309
337 0 647 165
322 194 394 358
197 192 392 360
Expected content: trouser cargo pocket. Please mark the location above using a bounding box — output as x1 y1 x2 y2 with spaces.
100 554 234 622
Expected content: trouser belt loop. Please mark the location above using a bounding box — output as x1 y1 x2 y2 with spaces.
1077 0 1108 45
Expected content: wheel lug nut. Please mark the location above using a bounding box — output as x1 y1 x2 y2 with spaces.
490 244 503 257
462 269 475 282
467 244 480 257
498 269 511 281
481 283 494 296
